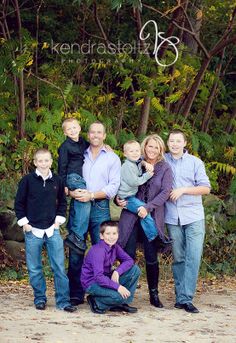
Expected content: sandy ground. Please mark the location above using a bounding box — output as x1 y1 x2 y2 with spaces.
0 278 235 343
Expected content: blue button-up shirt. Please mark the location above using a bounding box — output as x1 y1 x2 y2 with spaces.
165 151 210 225
83 146 121 199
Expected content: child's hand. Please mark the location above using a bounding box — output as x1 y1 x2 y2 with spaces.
54 222 60 229
118 285 130 299
144 162 154 173
23 224 32 232
64 187 69 195
111 270 119 283
137 206 148 219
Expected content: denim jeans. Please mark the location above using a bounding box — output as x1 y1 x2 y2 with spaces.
126 196 158 241
67 199 111 301
66 173 90 240
167 220 205 304
24 229 70 309
86 265 141 310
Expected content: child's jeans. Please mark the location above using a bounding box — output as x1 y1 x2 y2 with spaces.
24 229 71 309
125 196 158 241
86 264 141 310
66 173 90 241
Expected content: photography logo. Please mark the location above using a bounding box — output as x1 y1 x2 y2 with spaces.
50 20 179 67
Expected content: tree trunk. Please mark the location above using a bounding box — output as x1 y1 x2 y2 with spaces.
225 106 236 134
14 0 26 138
137 97 151 136
133 8 151 136
201 49 225 132
182 0 203 55
180 57 210 123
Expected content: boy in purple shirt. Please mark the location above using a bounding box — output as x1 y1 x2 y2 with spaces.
81 221 141 314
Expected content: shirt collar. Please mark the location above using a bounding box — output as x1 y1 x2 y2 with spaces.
35 169 52 180
168 149 188 161
66 136 80 144
99 239 115 252
85 145 107 154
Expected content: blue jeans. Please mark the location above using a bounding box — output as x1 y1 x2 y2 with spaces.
67 199 110 301
126 196 158 241
86 265 141 310
24 229 70 309
167 220 205 304
66 173 90 240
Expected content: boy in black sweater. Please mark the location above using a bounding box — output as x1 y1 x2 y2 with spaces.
15 148 76 312
58 118 90 253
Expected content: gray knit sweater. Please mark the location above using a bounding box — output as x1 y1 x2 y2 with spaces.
117 158 152 199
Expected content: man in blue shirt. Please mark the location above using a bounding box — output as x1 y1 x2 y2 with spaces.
165 129 211 314
67 122 121 306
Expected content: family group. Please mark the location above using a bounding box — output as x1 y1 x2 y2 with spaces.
15 119 210 315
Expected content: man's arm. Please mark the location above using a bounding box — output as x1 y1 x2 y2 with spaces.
69 153 121 202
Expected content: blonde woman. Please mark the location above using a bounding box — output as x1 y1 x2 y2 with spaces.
117 134 173 308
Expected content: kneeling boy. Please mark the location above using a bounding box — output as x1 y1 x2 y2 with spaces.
81 221 141 314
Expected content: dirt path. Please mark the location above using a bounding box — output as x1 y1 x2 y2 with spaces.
0 278 235 343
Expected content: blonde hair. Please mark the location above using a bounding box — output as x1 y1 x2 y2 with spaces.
33 148 52 161
123 140 140 152
141 134 166 163
62 118 80 130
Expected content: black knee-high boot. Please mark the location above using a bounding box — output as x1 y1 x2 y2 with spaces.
146 262 163 308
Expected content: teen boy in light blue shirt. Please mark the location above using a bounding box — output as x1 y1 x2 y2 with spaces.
165 129 211 314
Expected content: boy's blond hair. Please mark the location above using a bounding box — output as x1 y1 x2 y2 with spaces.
33 148 52 161
123 140 140 153
62 118 80 130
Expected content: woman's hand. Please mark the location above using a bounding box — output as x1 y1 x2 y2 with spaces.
116 196 127 208
69 189 92 202
137 206 148 219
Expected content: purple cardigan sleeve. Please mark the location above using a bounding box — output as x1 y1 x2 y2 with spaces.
145 165 173 212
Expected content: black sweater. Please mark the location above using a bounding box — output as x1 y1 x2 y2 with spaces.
15 172 67 229
58 136 89 183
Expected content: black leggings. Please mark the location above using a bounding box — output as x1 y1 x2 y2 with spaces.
124 222 158 264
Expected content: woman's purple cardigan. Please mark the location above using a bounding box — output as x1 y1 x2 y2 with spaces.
118 160 173 248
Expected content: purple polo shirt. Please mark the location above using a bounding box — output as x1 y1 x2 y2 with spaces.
81 240 134 291
82 146 121 199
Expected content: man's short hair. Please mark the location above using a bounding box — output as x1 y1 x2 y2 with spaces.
168 129 187 141
89 121 106 134
33 148 52 160
62 118 80 130
123 140 140 152
100 220 119 234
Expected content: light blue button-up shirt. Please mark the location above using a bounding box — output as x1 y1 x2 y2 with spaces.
165 151 210 225
83 146 121 199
